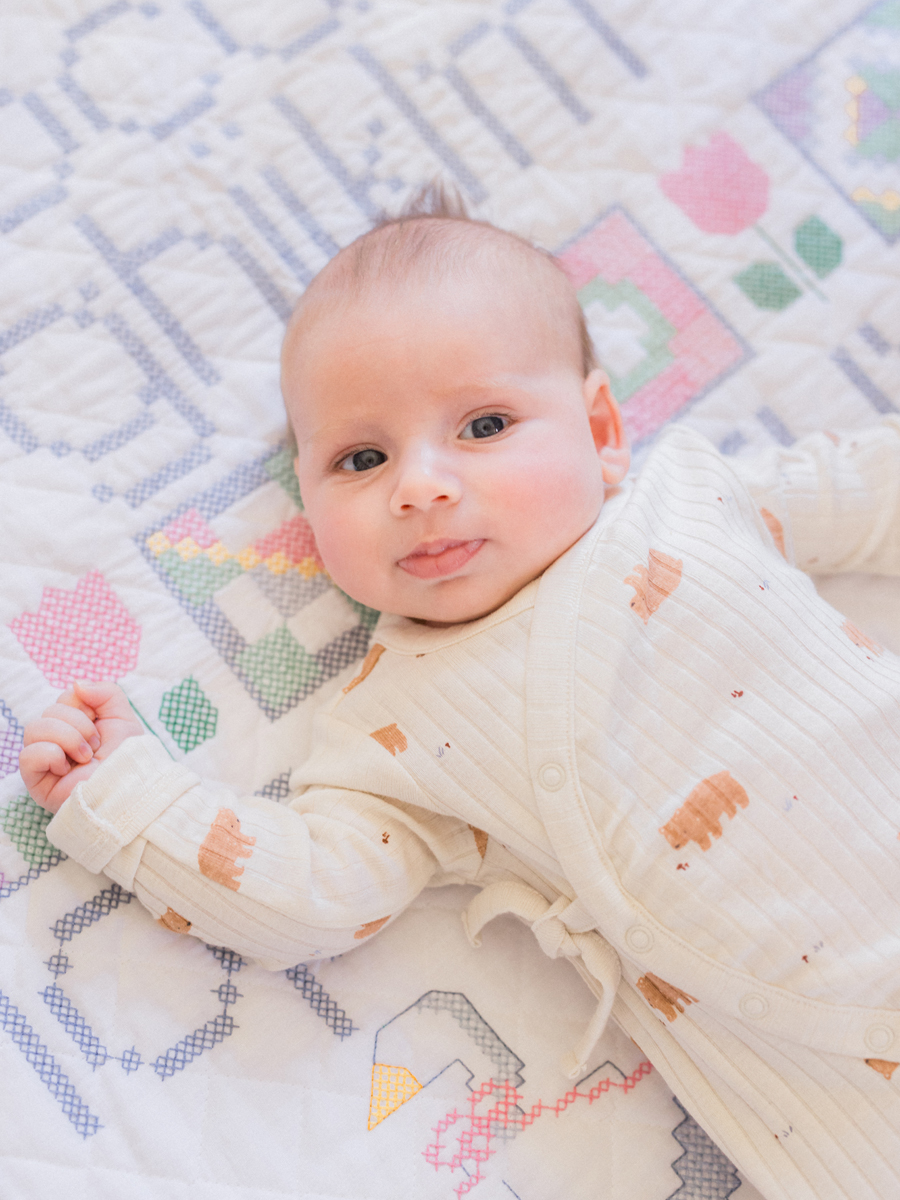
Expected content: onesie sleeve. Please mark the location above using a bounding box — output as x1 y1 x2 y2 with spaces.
46 733 479 969
734 414 900 575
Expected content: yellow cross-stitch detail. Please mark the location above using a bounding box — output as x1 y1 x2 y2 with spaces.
296 556 322 579
367 1063 422 1129
852 186 900 212
147 532 171 556
264 550 290 575
237 547 262 570
175 536 202 561
204 541 232 566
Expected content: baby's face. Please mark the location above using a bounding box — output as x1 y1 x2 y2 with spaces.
284 272 627 625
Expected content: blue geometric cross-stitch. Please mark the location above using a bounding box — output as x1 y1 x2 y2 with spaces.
0 989 101 1139
284 963 356 1040
50 882 133 944
667 1098 743 1200
372 990 525 1094
0 700 24 780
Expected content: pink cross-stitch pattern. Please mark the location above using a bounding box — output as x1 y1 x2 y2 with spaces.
660 133 769 235
425 1062 652 1196
10 570 141 690
252 514 324 568
161 508 217 549
557 210 746 443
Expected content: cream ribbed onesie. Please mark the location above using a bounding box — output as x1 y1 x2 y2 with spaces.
47 420 900 1200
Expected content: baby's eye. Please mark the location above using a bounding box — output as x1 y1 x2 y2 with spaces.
461 414 508 440
339 448 387 472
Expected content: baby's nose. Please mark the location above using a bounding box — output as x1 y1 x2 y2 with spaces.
390 449 461 514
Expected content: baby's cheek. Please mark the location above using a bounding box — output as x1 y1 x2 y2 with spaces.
314 516 384 604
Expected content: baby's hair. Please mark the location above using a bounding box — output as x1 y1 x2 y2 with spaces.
287 180 597 379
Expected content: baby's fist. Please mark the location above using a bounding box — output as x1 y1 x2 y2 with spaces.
20 681 144 813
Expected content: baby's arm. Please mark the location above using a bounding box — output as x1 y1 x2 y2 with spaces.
22 702 478 968
735 415 900 575
19 682 144 812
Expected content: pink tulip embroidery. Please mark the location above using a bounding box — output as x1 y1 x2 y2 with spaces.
660 133 827 307
10 569 141 689
660 132 769 234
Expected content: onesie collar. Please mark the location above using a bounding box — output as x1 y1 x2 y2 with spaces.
374 576 541 655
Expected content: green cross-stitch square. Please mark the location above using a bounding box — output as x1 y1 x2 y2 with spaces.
794 217 842 278
734 262 801 311
159 548 243 606
1 795 57 867
236 626 322 709
159 677 218 753
264 446 304 511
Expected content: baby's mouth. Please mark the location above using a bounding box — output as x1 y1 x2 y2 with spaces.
397 539 484 580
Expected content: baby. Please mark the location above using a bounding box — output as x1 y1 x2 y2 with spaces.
19 189 900 1200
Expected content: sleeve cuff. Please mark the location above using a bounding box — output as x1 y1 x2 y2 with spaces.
46 735 198 875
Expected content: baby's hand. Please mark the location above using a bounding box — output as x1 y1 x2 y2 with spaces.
19 681 144 814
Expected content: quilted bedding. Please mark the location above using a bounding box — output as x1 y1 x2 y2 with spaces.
2 1 900 1196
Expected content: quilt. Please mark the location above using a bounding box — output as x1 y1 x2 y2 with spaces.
2 1 900 1197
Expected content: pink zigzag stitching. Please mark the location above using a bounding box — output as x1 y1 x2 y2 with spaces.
423 1061 653 1196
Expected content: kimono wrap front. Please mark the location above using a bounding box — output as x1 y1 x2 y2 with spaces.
46 422 900 1200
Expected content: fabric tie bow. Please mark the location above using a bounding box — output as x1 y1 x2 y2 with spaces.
463 880 622 1079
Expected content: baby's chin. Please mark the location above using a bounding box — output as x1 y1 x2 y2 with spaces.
391 577 531 627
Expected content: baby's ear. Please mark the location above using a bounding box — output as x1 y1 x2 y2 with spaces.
583 369 630 483
598 444 631 485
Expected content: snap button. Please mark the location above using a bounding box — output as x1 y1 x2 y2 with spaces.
865 1024 895 1054
739 993 769 1020
625 925 654 953
538 762 566 791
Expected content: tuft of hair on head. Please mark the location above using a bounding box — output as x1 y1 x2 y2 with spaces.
289 179 597 378
385 178 471 222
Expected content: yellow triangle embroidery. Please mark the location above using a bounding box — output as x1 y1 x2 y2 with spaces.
367 1062 422 1129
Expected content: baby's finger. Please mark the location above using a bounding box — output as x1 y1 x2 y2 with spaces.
23 717 95 764
73 681 134 723
18 742 71 790
56 686 101 720
40 703 100 749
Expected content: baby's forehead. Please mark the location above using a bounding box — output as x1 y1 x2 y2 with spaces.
284 220 584 374
309 220 552 306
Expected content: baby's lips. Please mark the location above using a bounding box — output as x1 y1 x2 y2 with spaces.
397 539 484 579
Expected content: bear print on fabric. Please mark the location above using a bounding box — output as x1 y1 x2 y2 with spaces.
370 724 408 755
157 907 192 934
759 507 786 557
468 825 489 858
343 643 385 693
198 808 257 891
842 619 883 656
354 915 391 939
866 1059 899 1081
636 973 698 1022
625 550 683 623
660 771 750 851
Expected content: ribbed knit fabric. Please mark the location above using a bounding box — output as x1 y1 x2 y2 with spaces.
47 420 900 1198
